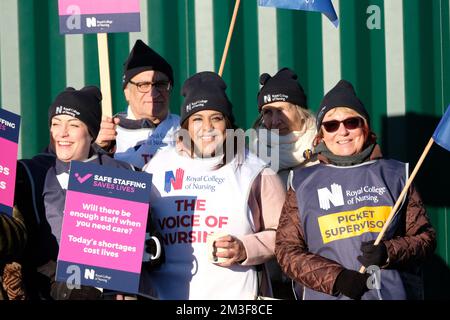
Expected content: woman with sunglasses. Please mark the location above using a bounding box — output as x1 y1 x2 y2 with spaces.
275 80 436 300
142 72 285 299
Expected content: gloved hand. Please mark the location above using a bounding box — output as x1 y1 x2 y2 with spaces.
143 231 164 272
2 262 26 300
357 240 388 267
334 269 370 300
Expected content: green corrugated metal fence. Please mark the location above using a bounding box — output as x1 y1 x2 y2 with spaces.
0 0 449 298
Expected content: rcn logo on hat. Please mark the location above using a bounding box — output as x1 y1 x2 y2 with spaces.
264 94 289 104
186 100 208 113
56 106 81 117
263 95 272 104
318 105 328 119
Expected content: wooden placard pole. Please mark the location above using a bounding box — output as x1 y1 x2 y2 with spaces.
359 137 435 273
218 0 241 77
97 33 113 117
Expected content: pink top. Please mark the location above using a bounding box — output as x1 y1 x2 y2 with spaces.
241 168 286 266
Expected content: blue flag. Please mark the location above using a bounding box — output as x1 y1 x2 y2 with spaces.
433 105 450 151
258 0 339 27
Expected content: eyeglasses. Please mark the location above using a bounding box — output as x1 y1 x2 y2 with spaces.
322 117 364 133
129 80 171 93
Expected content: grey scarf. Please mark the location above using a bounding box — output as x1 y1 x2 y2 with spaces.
314 142 376 166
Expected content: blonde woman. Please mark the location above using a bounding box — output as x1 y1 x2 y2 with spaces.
251 68 317 299
252 68 317 189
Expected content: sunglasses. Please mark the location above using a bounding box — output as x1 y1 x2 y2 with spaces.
322 117 364 133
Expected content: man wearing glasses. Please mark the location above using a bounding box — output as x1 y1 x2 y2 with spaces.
95 40 180 169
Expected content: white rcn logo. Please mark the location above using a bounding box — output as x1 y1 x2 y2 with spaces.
318 183 344 210
263 95 272 103
86 17 97 28
84 268 95 280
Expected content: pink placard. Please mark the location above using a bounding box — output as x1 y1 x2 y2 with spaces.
58 0 140 15
0 137 18 212
58 190 148 273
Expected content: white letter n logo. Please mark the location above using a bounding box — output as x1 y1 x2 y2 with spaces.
318 183 344 210
86 17 97 28
84 268 95 280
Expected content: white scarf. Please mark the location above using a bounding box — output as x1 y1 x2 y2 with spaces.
254 126 316 170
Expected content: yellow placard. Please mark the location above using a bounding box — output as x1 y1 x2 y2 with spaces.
318 206 391 244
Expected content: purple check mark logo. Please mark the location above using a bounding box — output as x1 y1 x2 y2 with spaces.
75 173 93 184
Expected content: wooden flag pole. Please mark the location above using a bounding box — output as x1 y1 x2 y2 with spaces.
218 0 241 77
359 137 435 273
97 33 113 117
